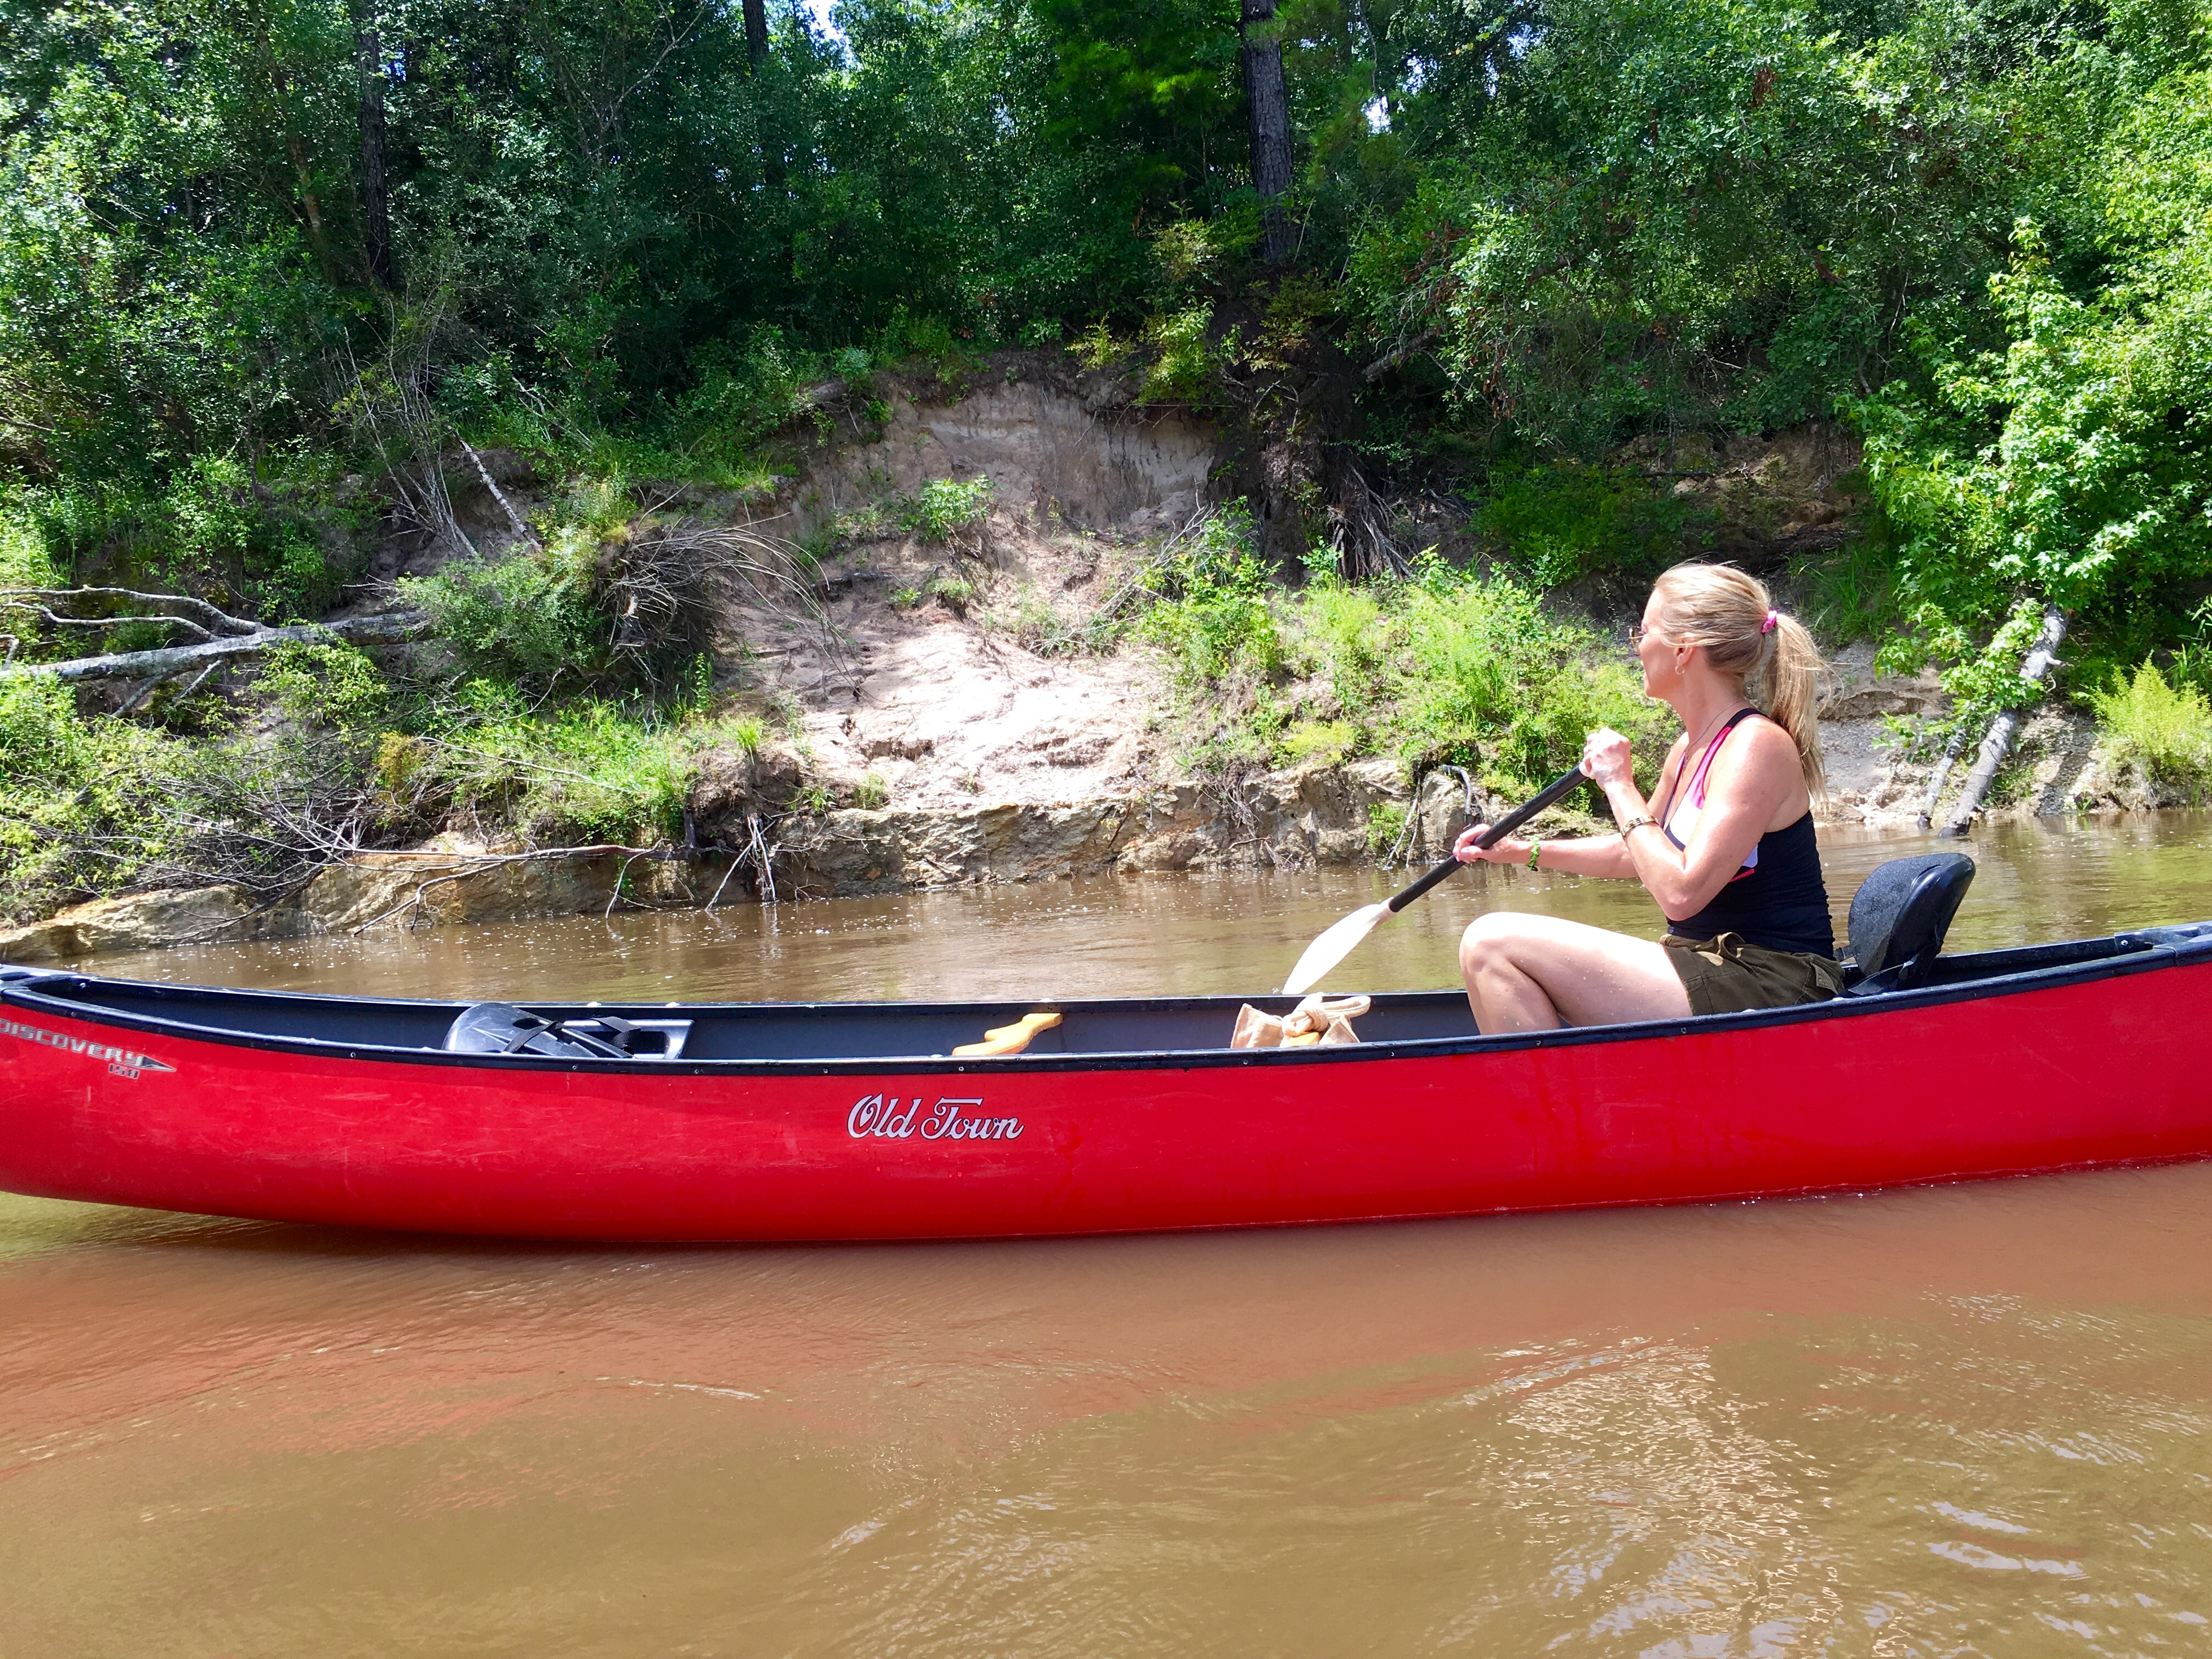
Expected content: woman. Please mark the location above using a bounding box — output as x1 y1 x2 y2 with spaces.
1451 562 1841 1032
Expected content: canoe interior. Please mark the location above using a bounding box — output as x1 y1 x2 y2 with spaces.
7 923 2205 1063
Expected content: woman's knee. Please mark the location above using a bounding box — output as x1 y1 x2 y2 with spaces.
1459 911 1528 973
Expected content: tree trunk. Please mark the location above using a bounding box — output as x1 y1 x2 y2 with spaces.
1939 603 2068 837
1240 0 1295 263
744 0 786 196
356 1 397 291
1915 721 1967 828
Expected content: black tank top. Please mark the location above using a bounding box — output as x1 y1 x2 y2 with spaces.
1653 709 1834 958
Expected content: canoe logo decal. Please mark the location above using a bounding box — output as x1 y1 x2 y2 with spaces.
848 1094 1023 1142
0 1015 173 1078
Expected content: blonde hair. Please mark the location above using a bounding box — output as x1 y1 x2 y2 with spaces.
1651 562 1827 800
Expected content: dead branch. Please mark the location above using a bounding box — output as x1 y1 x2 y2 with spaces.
456 435 541 550
0 587 258 635
0 611 428 684
1940 603 2069 836
1362 330 1441 382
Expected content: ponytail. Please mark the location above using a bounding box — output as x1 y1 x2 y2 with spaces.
1651 563 1828 802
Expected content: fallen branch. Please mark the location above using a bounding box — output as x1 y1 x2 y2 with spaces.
1916 720 1970 829
456 436 542 550
0 611 428 684
0 587 258 636
1940 603 2069 837
1362 331 1440 383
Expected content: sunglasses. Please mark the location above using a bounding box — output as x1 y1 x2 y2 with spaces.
1627 621 1659 647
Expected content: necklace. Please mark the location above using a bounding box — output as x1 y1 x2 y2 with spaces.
1682 701 1752 758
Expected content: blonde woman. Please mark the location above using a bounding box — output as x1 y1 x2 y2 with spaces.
1452 563 1840 1032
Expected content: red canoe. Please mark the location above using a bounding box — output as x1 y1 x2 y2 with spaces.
2 902 2209 1243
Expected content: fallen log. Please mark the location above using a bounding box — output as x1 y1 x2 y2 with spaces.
1916 722 1970 828
0 612 431 685
1362 331 1440 383
1940 603 2068 837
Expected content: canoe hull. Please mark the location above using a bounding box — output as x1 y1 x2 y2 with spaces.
1 948 2205 1241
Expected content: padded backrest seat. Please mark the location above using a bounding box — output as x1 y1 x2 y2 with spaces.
445 1002 632 1059
1844 853 1976 994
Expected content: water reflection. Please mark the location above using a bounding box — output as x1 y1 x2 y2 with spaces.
4 1165 2211 1657
87 812 2212 1005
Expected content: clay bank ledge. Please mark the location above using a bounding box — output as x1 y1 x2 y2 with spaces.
3 744 2193 966
0 760 1431 965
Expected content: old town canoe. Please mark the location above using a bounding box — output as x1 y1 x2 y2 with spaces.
2 916 2209 1243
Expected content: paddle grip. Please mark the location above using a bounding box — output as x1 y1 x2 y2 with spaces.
1383 765 1588 914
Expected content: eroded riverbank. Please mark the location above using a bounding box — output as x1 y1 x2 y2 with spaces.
76 811 2212 1001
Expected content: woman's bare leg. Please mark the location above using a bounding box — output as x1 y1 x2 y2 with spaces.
1460 913 1693 1032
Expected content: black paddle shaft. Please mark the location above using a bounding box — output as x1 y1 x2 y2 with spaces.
1384 765 1590 915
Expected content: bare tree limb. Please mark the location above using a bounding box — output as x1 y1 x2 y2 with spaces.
456 435 542 550
1363 331 1441 382
0 586 258 634
1940 603 2069 837
1 611 428 684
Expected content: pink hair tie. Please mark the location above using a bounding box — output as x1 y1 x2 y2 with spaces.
1760 609 1779 634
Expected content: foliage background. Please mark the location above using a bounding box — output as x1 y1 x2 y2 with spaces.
2 0 2211 913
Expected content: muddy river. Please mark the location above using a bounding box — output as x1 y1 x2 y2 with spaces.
7 815 2212 1655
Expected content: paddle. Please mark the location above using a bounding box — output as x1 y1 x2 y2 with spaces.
1280 764 1590 995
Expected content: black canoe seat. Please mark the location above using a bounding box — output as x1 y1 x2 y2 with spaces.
1842 853 1975 995
443 1002 693 1060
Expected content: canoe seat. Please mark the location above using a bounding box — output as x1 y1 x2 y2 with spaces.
1842 853 1975 994
443 1002 693 1060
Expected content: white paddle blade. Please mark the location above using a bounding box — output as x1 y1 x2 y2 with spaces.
1281 902 1390 995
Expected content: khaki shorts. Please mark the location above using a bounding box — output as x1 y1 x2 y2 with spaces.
1663 932 1844 1017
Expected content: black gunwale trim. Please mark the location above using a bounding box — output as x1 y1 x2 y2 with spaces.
5 925 2210 1080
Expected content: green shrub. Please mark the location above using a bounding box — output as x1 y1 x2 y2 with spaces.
903 477 995 543
725 716 765 757
853 771 890 809
1792 537 1897 645
1138 504 1283 687
1367 800 1408 856
402 549 602 689
928 572 976 612
1278 718 1359 766
2088 660 2212 791
1472 461 1696 588
1385 568 1664 790
426 697 692 846
1139 303 1217 404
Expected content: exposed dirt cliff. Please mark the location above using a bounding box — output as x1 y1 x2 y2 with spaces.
0 374 2099 964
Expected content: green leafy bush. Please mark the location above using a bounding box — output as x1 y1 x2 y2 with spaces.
902 477 996 543
402 550 603 690
1138 504 1284 687
1473 461 1697 588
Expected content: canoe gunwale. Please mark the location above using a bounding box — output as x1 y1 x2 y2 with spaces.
6 921 2210 1079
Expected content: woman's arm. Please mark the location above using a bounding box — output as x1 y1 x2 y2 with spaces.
1454 737 1690 880
1588 720 1801 920
1456 830 1635 878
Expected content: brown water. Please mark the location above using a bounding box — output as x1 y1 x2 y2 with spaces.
9 815 2212 1656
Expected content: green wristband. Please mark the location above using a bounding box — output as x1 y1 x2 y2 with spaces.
1527 838 1543 871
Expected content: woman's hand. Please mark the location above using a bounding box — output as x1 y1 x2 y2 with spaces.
1582 727 1635 788
1453 825 1526 865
